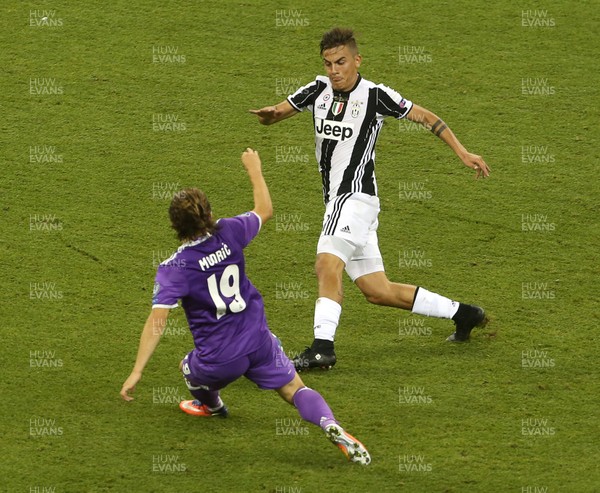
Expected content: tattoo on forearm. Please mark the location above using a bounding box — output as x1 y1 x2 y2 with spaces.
430 119 448 137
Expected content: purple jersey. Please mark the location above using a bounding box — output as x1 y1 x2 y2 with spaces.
152 212 269 364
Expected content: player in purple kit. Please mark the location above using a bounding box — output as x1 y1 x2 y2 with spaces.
120 148 370 465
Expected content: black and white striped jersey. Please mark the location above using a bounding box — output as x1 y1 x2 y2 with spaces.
287 74 413 203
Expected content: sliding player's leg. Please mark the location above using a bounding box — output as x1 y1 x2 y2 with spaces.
276 373 370 465
178 351 248 417
249 333 370 464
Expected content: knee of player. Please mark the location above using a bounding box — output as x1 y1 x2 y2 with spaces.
315 254 344 277
362 283 392 305
364 292 383 305
314 256 327 273
315 264 337 281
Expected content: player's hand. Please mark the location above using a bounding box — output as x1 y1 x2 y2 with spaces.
120 370 142 401
241 148 262 174
460 152 491 179
249 106 277 125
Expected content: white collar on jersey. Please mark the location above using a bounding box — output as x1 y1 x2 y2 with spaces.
180 234 212 250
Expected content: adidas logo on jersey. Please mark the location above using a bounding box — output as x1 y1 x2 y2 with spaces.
340 225 351 233
317 102 327 110
315 118 354 142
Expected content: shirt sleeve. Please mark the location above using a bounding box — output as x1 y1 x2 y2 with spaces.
287 78 327 113
218 212 262 250
375 84 413 119
152 264 189 308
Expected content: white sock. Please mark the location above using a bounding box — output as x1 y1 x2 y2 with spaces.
411 287 459 319
313 297 342 341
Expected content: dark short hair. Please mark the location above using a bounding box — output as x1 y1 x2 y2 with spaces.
320 27 358 55
169 188 218 242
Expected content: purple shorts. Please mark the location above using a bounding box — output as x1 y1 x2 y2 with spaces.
181 332 295 391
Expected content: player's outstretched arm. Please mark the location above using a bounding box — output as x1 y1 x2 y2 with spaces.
241 148 273 224
407 104 491 179
249 100 298 125
120 307 170 401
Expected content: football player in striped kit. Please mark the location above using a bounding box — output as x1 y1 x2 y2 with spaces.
251 28 491 371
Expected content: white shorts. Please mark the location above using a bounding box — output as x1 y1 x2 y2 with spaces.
317 193 385 281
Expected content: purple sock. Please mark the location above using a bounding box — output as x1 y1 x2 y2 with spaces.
292 387 337 430
190 388 222 409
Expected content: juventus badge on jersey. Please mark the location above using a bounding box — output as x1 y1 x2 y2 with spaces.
331 101 344 116
350 100 363 118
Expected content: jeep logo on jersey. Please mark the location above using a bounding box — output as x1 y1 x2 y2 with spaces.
315 118 354 141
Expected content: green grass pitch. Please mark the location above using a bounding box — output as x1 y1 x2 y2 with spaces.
2 0 598 491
